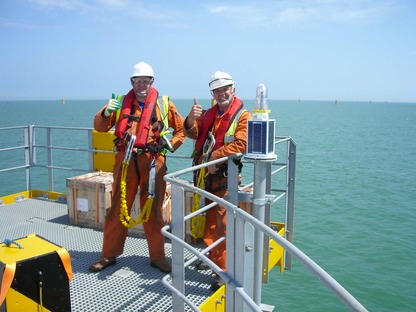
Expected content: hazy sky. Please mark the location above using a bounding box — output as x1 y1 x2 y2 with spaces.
1 0 415 102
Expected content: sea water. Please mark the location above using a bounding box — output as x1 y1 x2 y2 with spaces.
0 98 415 311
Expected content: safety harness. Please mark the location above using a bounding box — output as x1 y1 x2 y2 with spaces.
193 97 244 159
191 97 245 238
115 89 172 228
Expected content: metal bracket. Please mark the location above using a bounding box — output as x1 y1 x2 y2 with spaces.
252 194 275 206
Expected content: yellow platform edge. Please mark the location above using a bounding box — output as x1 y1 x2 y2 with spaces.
0 190 66 206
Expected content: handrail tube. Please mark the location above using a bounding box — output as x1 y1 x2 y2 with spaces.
35 164 90 172
170 223 226 269
165 175 368 311
270 162 288 166
272 192 286 204
164 153 242 179
166 172 236 209
164 146 368 312
284 139 296 268
183 201 217 222
0 145 28 152
274 137 290 144
232 207 368 312
0 126 28 131
165 156 270 312
161 226 262 312
47 127 54 191
161 274 201 312
274 188 286 193
88 129 93 171
271 165 287 175
239 184 252 192
33 145 94 153
0 165 30 173
34 125 92 131
25 126 31 191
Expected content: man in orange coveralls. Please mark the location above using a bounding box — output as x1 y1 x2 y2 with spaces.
89 61 185 273
184 71 251 290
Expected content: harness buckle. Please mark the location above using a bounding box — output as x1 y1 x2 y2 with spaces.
123 134 136 163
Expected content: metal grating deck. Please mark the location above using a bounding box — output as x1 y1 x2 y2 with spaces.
0 198 214 311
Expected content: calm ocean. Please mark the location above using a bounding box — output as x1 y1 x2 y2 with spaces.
0 98 415 311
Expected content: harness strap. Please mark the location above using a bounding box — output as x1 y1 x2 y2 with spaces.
56 248 73 281
132 153 141 180
0 263 16 306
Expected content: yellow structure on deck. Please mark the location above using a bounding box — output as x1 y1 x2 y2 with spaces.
0 234 72 312
92 129 116 172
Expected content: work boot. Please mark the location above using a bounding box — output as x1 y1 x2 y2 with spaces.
89 257 117 272
150 259 172 273
195 260 209 270
211 275 225 291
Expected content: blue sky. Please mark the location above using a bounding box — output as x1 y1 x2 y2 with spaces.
1 0 415 102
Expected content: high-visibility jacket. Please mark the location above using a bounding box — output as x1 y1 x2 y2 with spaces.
193 97 245 162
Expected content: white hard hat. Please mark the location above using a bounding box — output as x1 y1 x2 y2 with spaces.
131 61 154 78
209 71 235 91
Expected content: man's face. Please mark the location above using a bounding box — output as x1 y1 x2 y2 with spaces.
212 85 235 106
131 76 153 98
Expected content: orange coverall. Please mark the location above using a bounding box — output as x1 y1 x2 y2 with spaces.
94 92 185 263
184 101 251 271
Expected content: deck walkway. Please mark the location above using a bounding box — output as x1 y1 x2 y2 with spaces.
0 198 213 311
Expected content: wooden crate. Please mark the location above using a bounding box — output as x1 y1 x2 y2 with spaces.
66 172 113 230
66 172 172 238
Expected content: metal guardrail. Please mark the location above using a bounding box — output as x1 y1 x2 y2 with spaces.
0 126 368 311
0 125 192 195
163 138 368 312
0 125 95 195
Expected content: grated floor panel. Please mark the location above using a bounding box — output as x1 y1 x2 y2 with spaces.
0 198 214 311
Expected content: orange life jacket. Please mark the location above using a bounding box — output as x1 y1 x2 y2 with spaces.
194 97 244 162
115 87 159 147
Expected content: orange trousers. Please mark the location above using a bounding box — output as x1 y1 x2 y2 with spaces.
203 173 228 271
101 151 167 262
